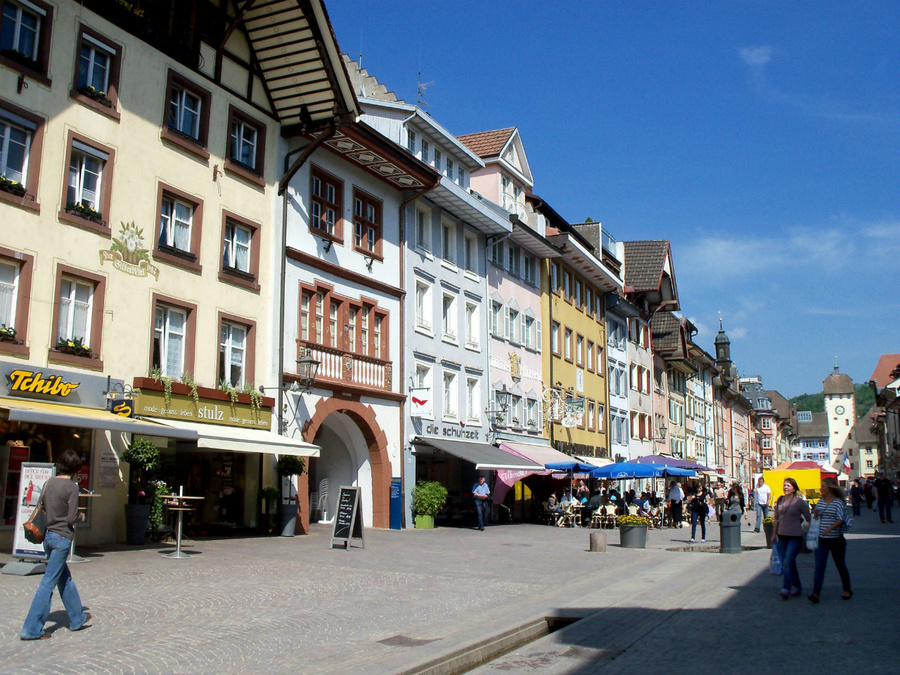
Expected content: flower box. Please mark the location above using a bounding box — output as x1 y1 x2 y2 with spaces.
78 85 113 107
55 338 92 358
65 202 103 223
619 525 648 549
132 377 274 408
0 177 26 197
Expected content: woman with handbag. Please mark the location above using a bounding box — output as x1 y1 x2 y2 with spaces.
20 450 92 640
808 477 852 603
773 477 811 600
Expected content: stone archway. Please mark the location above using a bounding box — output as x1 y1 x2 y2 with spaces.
302 398 391 528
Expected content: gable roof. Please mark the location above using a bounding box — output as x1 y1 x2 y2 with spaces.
796 412 829 438
457 128 516 158
623 240 669 291
651 311 688 357
870 354 900 388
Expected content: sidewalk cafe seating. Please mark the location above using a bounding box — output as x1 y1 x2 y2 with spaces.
557 503 581 528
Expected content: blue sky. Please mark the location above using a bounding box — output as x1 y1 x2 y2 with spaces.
326 1 900 398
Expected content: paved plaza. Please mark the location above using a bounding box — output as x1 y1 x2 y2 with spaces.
0 507 897 674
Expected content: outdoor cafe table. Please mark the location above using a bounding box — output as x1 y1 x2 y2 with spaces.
159 491 204 559
69 492 100 564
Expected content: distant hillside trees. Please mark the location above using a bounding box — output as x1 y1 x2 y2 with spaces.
789 384 874 420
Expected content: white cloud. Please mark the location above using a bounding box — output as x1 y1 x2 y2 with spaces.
739 46 773 67
729 327 748 340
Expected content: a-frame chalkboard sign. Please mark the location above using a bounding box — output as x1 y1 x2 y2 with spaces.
330 486 364 549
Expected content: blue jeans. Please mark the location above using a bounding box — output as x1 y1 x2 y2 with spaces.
690 511 706 540
755 503 769 530
775 536 803 593
21 531 87 639
475 499 489 529
877 497 893 522
812 536 851 595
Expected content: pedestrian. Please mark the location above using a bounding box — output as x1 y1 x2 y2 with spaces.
773 477 812 600
864 479 874 510
472 476 491 531
20 450 92 640
754 476 772 532
849 480 863 517
713 482 727 521
576 480 589 502
808 477 852 603
689 485 710 543
727 482 745 513
667 481 684 528
873 472 893 524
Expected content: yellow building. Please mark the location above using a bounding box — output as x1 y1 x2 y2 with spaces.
529 199 622 458
0 0 355 547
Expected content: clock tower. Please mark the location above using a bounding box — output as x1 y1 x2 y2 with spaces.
822 358 855 465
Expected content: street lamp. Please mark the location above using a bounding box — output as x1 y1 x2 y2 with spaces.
485 384 510 424
296 349 320 393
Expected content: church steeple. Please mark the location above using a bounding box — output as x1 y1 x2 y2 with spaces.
714 317 731 370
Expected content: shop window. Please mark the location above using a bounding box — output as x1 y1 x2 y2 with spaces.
152 295 196 379
309 165 342 241
60 133 115 234
71 25 121 119
219 211 260 291
353 189 382 258
0 0 52 83
161 69 211 159
50 265 105 369
154 184 203 272
225 105 266 186
0 99 43 211
0 246 32 356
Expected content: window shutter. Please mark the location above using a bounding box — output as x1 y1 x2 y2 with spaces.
536 320 542 352
519 314 525 344
504 306 510 340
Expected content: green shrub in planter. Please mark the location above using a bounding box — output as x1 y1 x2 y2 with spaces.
412 480 448 517
121 437 159 504
275 455 306 477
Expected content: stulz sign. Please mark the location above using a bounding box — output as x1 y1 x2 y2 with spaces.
7 369 80 398
135 389 271 430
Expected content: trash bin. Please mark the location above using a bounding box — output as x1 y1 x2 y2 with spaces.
720 507 742 554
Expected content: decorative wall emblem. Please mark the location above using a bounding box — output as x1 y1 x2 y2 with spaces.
100 222 160 280
509 353 521 380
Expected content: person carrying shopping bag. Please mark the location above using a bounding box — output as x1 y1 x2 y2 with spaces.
772 477 811 600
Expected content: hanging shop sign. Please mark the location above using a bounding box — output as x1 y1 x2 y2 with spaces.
1 360 117 408
134 389 271 430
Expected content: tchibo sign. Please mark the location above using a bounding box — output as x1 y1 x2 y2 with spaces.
1 360 118 408
7 369 81 397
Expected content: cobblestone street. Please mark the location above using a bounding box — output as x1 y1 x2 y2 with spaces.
1 510 897 674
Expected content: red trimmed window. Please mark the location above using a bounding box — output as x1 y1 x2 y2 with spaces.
353 189 382 258
309 166 342 241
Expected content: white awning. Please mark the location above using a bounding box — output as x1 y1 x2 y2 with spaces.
412 437 541 471
152 418 319 457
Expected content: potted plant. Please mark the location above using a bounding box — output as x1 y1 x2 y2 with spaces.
65 200 103 223
763 516 775 549
0 324 16 341
617 514 651 549
275 455 305 536
147 479 170 540
56 337 92 357
412 480 448 529
259 485 280 535
0 175 26 197
120 437 160 545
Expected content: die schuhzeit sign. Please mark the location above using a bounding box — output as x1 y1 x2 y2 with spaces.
8 369 81 397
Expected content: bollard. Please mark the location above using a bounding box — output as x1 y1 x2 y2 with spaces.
589 531 607 552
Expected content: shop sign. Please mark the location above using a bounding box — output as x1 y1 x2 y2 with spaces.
109 398 135 418
135 389 271 430
421 422 482 441
99 222 160 280
0 360 117 408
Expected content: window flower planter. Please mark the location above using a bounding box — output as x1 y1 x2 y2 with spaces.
66 201 103 223
0 177 26 197
55 338 92 358
132 377 274 408
0 325 16 341
78 85 113 107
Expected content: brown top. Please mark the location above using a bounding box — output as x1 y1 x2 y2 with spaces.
42 476 80 540
774 494 811 537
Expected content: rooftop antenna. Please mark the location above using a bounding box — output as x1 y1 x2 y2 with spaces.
417 71 434 108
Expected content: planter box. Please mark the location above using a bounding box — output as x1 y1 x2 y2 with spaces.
124 503 151 545
415 515 435 529
132 377 274 408
763 522 774 549
619 525 648 549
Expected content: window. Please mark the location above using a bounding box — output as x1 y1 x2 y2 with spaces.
762 418 771 429
442 370 457 419
407 129 416 154
564 328 573 361
563 271 571 299
60 132 114 233
0 0 52 81
220 212 260 290
446 157 454 180
586 340 594 371
524 316 535 349
415 207 431 253
218 320 247 388
490 301 502 337
441 220 455 264
762 438 772 450
551 321 560 355
491 240 504 265
57 277 92 346
0 258 20 333
586 288 594 316
576 335 584 366
575 280 583 307
441 293 457 341
509 395 523 426
550 263 559 291
457 165 464 186
353 189 382 256
0 100 41 209
310 166 342 240
421 139 429 164
523 254 535 285
415 281 431 331
525 398 539 429
50 266 105 368
465 301 479 349
508 308 520 343
153 184 203 270
866 460 873 469
433 147 442 171
587 401 596 431
159 196 193 253
464 234 477 274
466 377 480 422
162 70 211 158
226 107 266 182
72 26 121 117
507 243 520 276
0 111 29 186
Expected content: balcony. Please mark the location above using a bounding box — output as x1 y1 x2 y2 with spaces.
299 342 392 391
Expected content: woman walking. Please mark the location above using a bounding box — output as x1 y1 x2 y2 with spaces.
773 477 811 600
808 477 852 603
689 485 710 543
20 450 92 640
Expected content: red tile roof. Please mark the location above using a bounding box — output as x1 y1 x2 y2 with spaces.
457 128 516 158
869 353 900 387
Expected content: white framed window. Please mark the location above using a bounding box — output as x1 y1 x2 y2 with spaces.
0 115 31 185
168 84 201 139
223 221 252 273
76 34 114 93
762 418 771 429
550 263 559 291
564 328 573 360
407 129 416 154
229 118 258 169
523 254 535 285
507 243 520 276
763 438 772 449
465 301 479 349
576 335 584 366
490 301 502 337
526 397 539 429
575 280 582 307
524 316 535 349
415 281 432 331
67 142 107 211
456 165 464 186
415 208 431 253
508 308 520 343
466 376 480 422
159 196 193 252
58 277 92 346
412 362 433 418
464 234 477 274
1 1 42 61
433 147 442 171
218 320 246 388
154 305 186 378
587 401 596 431
442 370 457 419
0 260 19 329
441 292 457 341
441 220 456 264
509 394 523 426
563 271 571 299
586 340 594 371
421 138 429 164
445 157 454 179
491 240 503 266
551 322 560 354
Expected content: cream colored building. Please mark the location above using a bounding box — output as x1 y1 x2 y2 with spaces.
0 0 354 548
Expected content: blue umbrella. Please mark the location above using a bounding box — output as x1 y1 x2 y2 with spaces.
545 461 598 472
590 462 695 479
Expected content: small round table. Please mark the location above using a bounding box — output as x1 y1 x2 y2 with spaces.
159 494 204 559
69 493 101 564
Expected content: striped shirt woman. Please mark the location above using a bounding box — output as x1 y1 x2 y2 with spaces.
808 478 852 603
